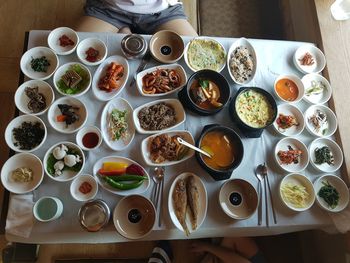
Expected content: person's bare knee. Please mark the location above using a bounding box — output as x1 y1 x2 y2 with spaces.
118 27 132 34
75 16 120 33
155 19 198 36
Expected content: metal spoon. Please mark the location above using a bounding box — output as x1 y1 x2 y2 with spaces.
254 166 264 226
177 137 212 158
153 167 165 227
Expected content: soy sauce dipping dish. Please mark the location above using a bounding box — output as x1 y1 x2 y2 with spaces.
149 30 184 64
76 125 103 151
293 44 326 74
226 37 257 85
274 137 309 173
48 27 79 55
219 178 258 220
178 69 230 116
20 46 59 80
196 124 244 181
113 195 156 240
77 38 107 66
136 63 187 97
273 104 305 137
5 114 47 153
308 138 343 173
15 80 55 116
313 174 349 213
92 55 129 101
1 153 44 194
301 73 332 105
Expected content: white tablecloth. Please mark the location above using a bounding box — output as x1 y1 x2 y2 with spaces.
6 30 336 243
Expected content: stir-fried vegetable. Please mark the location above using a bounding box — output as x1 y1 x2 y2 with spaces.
109 109 128 141
30 56 50 72
318 180 339 209
306 80 327 96
314 146 334 165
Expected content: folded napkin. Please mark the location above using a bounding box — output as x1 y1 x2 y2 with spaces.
329 189 350 233
5 194 34 238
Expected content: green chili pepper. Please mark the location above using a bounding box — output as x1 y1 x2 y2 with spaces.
107 174 148 182
104 177 144 190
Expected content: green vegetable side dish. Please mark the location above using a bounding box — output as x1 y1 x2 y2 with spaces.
104 176 146 190
314 146 334 165
57 64 90 95
318 180 339 209
109 109 128 141
30 56 50 72
46 149 83 177
306 80 327 96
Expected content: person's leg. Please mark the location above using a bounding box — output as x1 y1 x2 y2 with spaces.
75 16 121 32
155 18 198 36
220 237 262 262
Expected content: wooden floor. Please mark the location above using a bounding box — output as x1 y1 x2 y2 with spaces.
0 1 349 262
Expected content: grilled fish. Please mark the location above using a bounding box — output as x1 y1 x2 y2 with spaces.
172 178 189 236
186 175 199 230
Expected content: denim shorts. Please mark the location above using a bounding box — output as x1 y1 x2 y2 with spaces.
84 0 187 34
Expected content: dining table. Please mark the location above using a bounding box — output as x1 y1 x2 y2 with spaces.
4 30 340 244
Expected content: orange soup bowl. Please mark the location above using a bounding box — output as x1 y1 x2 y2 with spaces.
196 124 244 181
274 75 305 103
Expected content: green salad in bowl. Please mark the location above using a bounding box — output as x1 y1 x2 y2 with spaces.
54 62 91 97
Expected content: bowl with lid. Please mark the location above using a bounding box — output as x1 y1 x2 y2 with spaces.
79 199 110 232
149 30 184 64
196 124 244 181
178 69 230 116
121 34 148 59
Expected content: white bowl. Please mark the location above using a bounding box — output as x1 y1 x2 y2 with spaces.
47 27 79 55
293 45 326 74
226 37 257 85
76 38 107 66
184 37 226 72
274 137 309 173
279 173 315 212
302 73 332 105
20 46 59 80
274 75 305 103
76 126 103 151
14 79 55 115
141 130 195 166
53 62 91 97
1 153 44 194
100 97 135 151
92 55 129 101
133 98 186 134
314 174 349 213
70 174 98 202
273 104 305 136
5 114 47 153
47 96 88 134
136 64 187 97
43 141 85 182
308 138 343 173
93 156 150 196
304 105 337 137
168 172 207 235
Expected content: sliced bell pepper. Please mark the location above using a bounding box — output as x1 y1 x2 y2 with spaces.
102 162 128 171
98 168 126 176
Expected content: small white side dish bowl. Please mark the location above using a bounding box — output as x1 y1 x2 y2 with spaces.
273 104 305 137
293 45 326 74
100 97 135 151
15 79 55 116
1 153 44 194
20 46 59 80
5 114 47 153
274 75 305 103
279 173 315 212
141 130 195 167
53 62 91 97
314 174 349 213
92 55 129 101
76 126 103 151
168 172 207 234
136 64 187 97
47 96 88 134
76 38 107 66
274 137 309 173
93 156 150 196
301 73 332 105
133 98 186 134
184 37 226 73
308 138 343 173
43 141 85 182
47 27 79 55
70 174 98 202
304 105 337 137
226 37 257 85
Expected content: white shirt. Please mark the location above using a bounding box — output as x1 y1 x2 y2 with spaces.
105 0 180 14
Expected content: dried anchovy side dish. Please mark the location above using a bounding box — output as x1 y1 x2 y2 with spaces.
229 46 254 83
25 86 46 113
299 52 315 66
12 121 45 150
142 68 181 94
278 145 302 165
314 146 334 165
138 103 176 131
